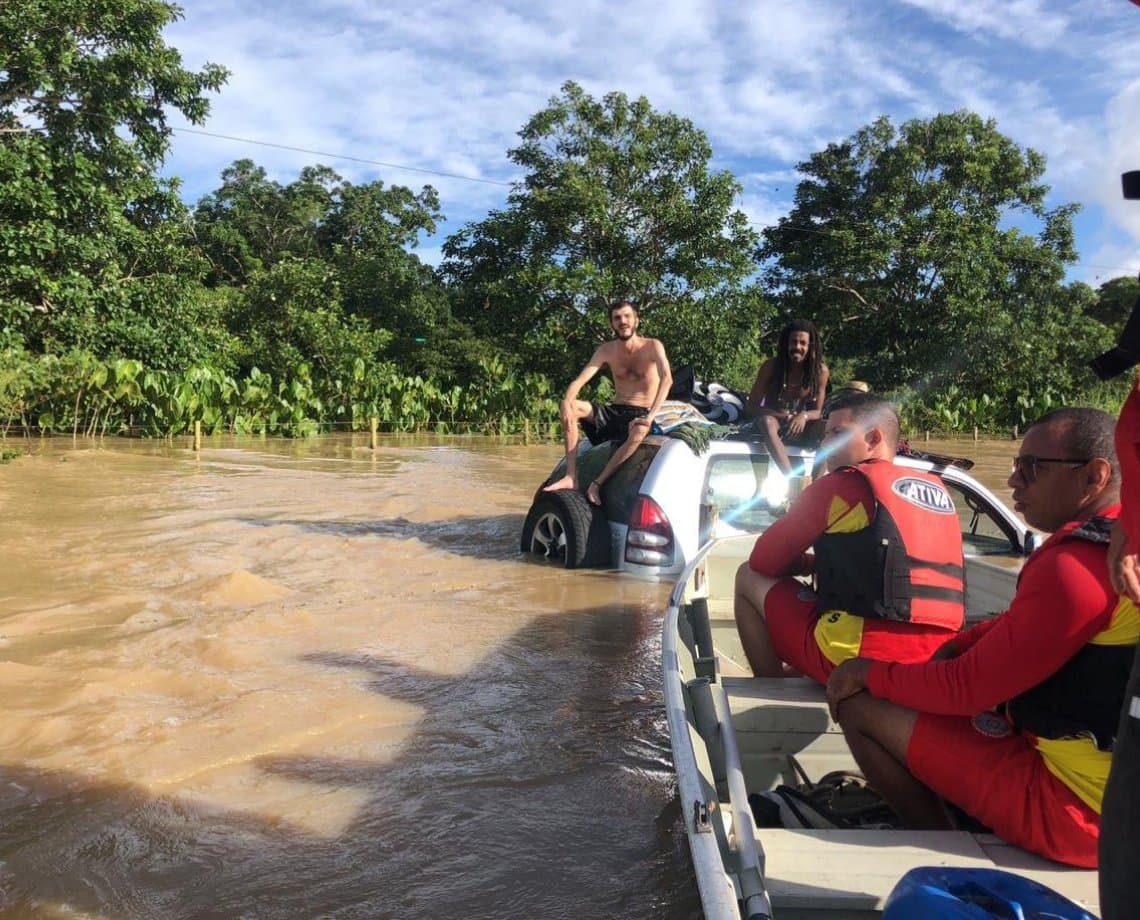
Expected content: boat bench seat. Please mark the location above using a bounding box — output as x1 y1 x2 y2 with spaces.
721 676 851 789
719 677 1099 917
759 828 1099 917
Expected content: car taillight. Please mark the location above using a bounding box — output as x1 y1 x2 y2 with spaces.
626 495 674 565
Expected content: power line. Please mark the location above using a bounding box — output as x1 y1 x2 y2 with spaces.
15 122 1140 277
173 127 515 188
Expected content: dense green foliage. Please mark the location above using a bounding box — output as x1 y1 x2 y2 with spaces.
0 343 560 437
759 111 1121 423
0 0 228 367
1 4 1135 439
441 81 770 385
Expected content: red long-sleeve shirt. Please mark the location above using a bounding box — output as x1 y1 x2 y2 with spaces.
866 506 1122 714
748 469 876 577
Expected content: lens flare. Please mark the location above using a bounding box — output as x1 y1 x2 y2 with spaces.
760 467 789 507
716 429 858 527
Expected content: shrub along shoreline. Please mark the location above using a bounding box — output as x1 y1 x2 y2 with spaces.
0 347 562 439
2 344 1130 442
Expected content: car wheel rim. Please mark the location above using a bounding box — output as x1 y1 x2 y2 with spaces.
531 511 567 561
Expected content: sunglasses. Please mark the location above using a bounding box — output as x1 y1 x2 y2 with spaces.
1010 455 1090 483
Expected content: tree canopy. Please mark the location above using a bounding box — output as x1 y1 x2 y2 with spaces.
441 81 769 383
0 3 1129 437
759 111 1112 414
188 159 487 382
0 0 228 364
1089 275 1140 328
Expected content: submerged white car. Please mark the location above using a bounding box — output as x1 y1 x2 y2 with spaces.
520 433 1040 579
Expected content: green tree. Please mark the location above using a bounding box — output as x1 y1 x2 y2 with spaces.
316 175 467 377
440 81 769 382
1089 275 1140 328
226 256 391 386
760 111 1088 410
0 0 228 362
191 160 337 287
191 161 486 382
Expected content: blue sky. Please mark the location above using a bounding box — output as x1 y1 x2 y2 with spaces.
162 0 1140 285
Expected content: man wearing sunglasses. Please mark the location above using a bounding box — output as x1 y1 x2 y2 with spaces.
826 407 1136 868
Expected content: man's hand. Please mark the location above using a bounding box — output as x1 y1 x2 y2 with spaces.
786 411 808 436
826 657 871 720
1109 520 1140 603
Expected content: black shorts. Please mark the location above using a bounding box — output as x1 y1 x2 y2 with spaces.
581 403 648 445
779 417 826 448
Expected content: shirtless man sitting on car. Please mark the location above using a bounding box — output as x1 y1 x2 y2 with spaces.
543 300 672 506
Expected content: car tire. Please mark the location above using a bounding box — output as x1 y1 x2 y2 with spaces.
520 489 610 569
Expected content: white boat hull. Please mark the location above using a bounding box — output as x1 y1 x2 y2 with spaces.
662 536 1100 919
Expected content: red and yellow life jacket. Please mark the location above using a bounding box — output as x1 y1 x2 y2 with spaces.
1006 513 1137 753
813 460 965 630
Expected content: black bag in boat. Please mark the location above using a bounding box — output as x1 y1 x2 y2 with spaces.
748 758 900 830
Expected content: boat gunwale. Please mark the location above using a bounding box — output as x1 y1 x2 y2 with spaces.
663 533 1100 919
663 539 765 919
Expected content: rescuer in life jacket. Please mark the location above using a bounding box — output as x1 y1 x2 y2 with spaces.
827 407 1134 869
733 390 966 684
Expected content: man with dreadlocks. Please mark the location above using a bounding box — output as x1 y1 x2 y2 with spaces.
744 319 830 476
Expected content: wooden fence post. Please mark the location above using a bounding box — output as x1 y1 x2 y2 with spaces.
193 420 202 452
370 417 378 451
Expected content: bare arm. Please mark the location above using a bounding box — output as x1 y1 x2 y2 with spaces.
563 349 606 402
645 339 672 419
744 359 779 419
623 340 674 439
786 364 830 436
803 364 830 422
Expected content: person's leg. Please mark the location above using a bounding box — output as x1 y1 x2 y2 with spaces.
799 419 827 480
761 579 851 684
586 414 649 505
543 399 594 491
734 563 788 677
761 415 793 476
1099 643 1140 917
834 694 953 829
734 565 830 679
905 709 1098 866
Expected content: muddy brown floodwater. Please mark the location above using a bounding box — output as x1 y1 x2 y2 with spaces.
0 434 1019 919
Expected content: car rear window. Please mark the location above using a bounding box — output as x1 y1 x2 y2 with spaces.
943 479 1020 557
706 454 781 533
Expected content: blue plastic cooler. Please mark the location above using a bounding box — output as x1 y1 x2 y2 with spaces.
883 867 1098 919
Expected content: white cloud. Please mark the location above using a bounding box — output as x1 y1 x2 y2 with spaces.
161 0 1140 273
895 0 1070 49
1104 77 1140 242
